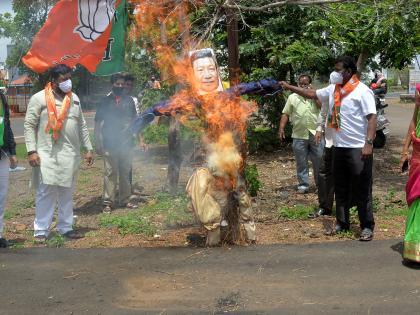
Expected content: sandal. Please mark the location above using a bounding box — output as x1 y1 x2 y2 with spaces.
102 205 112 214
126 202 138 209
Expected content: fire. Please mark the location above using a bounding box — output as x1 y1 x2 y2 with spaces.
131 0 257 187
207 131 242 180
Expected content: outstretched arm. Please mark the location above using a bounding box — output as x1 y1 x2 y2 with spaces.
279 81 318 100
131 100 170 135
228 78 283 96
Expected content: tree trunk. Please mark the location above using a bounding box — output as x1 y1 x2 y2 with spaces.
167 116 182 195
356 48 370 75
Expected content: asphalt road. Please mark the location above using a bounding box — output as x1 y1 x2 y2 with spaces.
1 240 419 314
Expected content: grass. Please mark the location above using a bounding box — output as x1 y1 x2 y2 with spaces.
336 230 355 239
46 234 65 248
277 204 314 220
99 212 157 236
98 192 192 236
4 197 35 220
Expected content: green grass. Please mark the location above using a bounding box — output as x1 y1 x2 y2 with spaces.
336 230 355 239
46 234 65 248
99 212 157 236
4 197 35 220
277 204 314 220
98 192 192 236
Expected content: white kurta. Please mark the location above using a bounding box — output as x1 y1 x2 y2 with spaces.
24 89 93 188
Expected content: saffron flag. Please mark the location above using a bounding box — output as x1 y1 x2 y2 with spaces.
94 0 128 75
22 0 121 74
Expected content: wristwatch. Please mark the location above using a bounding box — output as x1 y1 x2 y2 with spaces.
365 138 374 145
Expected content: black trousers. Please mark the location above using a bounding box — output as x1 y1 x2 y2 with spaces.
333 147 374 230
317 146 334 213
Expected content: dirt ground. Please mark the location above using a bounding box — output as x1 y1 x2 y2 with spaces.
3 126 409 248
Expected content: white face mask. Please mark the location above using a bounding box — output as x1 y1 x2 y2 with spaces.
58 79 72 93
329 71 343 85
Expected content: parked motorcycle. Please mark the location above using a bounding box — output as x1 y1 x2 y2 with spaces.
373 93 390 148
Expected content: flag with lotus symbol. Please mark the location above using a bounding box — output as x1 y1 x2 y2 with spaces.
22 0 126 74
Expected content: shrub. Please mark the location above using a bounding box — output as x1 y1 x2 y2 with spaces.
245 164 261 197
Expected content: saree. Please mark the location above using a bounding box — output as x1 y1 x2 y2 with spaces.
403 110 420 262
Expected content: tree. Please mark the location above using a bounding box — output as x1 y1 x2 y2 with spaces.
323 0 420 71
0 0 58 74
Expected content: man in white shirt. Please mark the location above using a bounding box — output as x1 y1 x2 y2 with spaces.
280 56 377 241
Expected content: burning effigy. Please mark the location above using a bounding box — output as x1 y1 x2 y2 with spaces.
132 47 282 245
130 1 283 245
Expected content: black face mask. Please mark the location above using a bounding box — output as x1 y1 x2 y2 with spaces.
112 86 124 96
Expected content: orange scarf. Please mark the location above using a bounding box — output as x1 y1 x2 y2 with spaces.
328 74 360 130
44 82 72 141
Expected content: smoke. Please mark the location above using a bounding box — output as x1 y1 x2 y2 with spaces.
207 132 242 180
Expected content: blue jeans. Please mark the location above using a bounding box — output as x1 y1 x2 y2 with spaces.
292 134 324 188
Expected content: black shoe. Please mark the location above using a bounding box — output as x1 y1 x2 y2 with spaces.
308 208 332 219
62 230 84 240
360 228 374 241
0 238 9 248
335 224 349 234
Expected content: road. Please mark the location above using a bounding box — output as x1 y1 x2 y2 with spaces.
386 99 414 138
1 240 419 314
10 113 96 144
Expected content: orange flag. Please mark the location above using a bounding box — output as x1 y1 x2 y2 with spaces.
22 0 121 73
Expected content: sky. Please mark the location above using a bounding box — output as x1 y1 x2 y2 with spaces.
0 1 13 63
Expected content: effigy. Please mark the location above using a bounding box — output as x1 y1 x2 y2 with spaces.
132 48 282 245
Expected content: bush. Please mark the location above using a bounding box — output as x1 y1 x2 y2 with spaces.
278 204 314 220
99 213 157 236
142 119 202 145
245 164 261 197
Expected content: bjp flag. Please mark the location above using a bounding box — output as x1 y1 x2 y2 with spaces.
22 0 122 73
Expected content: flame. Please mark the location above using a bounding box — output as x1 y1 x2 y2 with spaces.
130 0 257 187
207 132 241 180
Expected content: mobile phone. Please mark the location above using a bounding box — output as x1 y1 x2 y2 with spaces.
402 160 409 173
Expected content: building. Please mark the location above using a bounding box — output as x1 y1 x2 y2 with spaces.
7 74 32 113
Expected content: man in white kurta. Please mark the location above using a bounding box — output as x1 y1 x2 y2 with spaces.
24 64 93 241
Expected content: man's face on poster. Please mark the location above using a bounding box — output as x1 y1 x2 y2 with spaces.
192 57 220 93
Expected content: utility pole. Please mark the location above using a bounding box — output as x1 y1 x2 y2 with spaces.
226 4 240 86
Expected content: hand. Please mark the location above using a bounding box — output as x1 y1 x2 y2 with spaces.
28 152 41 167
315 131 322 145
400 152 410 171
279 81 290 90
361 143 373 160
278 129 286 142
85 151 94 166
9 155 17 169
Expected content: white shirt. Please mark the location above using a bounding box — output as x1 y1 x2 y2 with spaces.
316 82 376 148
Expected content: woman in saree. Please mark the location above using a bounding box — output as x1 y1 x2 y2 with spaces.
401 83 420 262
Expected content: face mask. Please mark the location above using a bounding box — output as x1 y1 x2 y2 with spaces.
58 79 72 93
330 71 343 85
112 86 124 96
